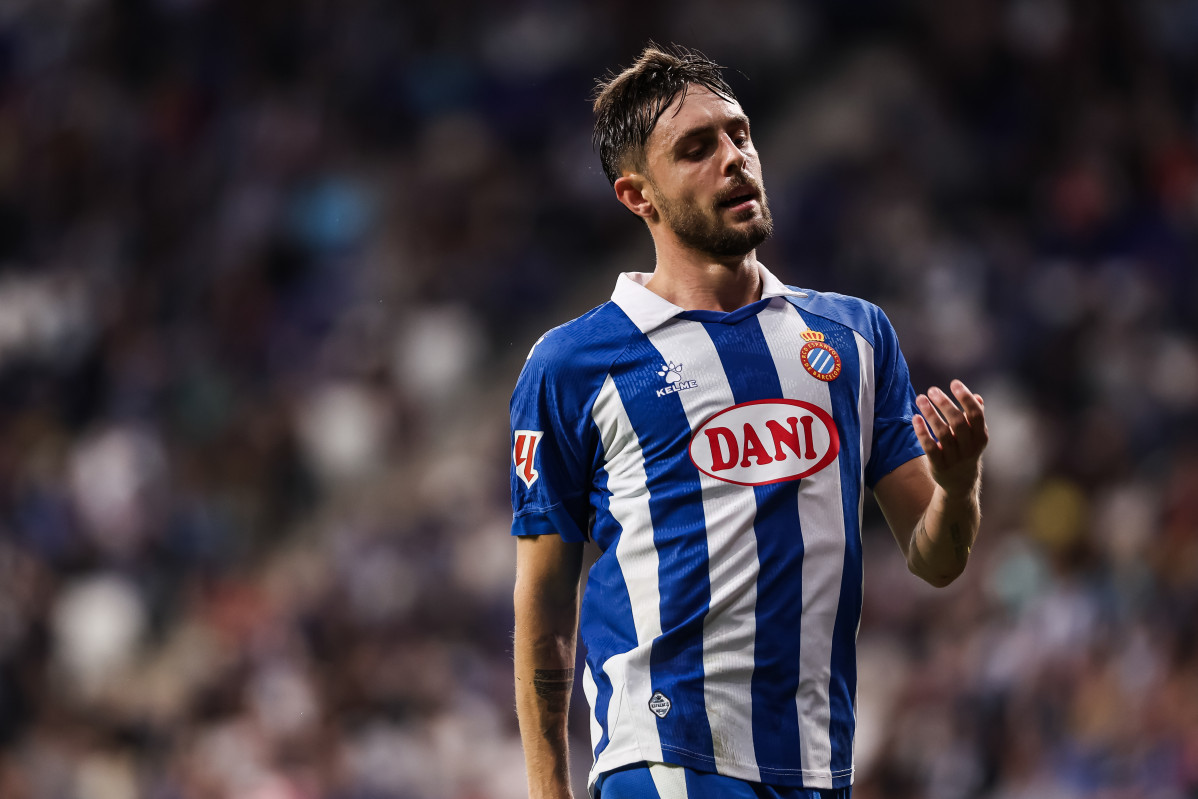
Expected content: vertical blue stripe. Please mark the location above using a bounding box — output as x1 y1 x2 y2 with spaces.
609 335 715 764
702 317 806 773
801 316 863 784
589 428 620 553
581 458 628 760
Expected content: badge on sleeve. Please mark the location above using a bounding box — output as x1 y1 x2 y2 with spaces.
513 430 544 488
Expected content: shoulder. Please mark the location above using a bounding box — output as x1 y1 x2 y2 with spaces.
784 289 894 349
516 301 640 391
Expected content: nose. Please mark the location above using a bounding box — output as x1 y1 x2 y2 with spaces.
718 131 747 175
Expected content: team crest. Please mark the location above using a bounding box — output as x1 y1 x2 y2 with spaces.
799 331 842 382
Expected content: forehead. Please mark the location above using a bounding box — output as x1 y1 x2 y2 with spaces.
647 85 747 151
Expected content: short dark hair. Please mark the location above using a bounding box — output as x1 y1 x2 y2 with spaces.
591 43 738 186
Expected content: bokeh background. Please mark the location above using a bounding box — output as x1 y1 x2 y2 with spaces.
0 1 1196 797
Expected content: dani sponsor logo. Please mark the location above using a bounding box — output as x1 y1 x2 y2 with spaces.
688 399 840 486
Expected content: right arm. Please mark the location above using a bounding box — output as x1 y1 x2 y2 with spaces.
514 532 584 799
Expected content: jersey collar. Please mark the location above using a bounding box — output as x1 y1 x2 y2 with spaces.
611 263 808 334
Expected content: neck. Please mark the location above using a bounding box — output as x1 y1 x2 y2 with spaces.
645 242 762 312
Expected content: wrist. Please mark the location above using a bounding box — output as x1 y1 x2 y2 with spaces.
938 483 979 506
934 464 982 502
526 771 574 799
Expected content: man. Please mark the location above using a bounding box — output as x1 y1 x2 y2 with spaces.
510 44 987 799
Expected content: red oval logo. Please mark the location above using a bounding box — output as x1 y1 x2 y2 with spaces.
688 399 840 486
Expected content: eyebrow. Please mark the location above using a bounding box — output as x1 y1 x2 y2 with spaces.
673 114 751 146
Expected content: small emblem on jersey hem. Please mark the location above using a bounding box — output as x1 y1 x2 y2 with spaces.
648 691 672 718
800 333 842 382
656 361 698 398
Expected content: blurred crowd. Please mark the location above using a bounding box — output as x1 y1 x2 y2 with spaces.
0 1 1195 798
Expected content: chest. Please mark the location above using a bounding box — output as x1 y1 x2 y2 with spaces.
595 306 866 489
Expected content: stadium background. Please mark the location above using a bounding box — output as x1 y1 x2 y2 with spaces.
0 1 1196 797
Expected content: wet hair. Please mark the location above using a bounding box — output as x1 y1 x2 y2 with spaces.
591 42 738 186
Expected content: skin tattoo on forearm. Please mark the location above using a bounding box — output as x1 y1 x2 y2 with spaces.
950 522 970 564
534 668 575 711
916 519 971 570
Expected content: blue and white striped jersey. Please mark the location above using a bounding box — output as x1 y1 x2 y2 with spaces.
510 265 923 792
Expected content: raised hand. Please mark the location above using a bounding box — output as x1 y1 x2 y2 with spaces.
913 379 988 497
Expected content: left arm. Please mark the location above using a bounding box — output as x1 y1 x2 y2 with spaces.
874 380 988 587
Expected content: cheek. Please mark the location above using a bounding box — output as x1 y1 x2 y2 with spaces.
657 182 697 209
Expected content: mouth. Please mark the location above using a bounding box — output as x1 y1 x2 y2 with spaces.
718 185 760 211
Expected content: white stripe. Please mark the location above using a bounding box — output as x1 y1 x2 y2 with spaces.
852 330 875 760
855 332 875 485
759 300 847 787
590 375 663 781
645 321 762 780
648 762 690 798
582 664 601 758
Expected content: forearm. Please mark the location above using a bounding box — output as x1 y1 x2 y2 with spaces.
906 471 981 587
514 578 579 799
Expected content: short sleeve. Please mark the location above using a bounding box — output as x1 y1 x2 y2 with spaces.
864 307 924 487
509 332 600 542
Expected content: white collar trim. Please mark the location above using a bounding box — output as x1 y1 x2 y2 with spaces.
610 263 807 334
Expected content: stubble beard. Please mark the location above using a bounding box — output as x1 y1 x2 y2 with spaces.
654 180 775 258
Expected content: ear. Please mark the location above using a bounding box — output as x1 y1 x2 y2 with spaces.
614 174 656 220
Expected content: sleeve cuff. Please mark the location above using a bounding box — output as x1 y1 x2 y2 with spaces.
511 504 588 542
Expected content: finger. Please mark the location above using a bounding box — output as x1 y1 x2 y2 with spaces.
934 386 976 460
951 380 985 425
915 393 957 462
912 414 945 467
930 385 967 430
948 381 990 455
963 393 990 452
922 389 964 458
915 393 948 438
937 383 981 452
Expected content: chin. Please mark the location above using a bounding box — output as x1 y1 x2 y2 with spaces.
709 231 769 258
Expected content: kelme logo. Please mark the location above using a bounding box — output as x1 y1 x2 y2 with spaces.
688 400 840 486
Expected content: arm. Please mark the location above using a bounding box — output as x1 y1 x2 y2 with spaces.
514 533 584 799
874 380 988 587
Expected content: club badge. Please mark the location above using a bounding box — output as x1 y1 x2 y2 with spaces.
799 330 842 382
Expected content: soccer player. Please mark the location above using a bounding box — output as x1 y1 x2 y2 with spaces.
510 44 988 799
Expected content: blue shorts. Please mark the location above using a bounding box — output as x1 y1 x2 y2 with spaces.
594 762 852 799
